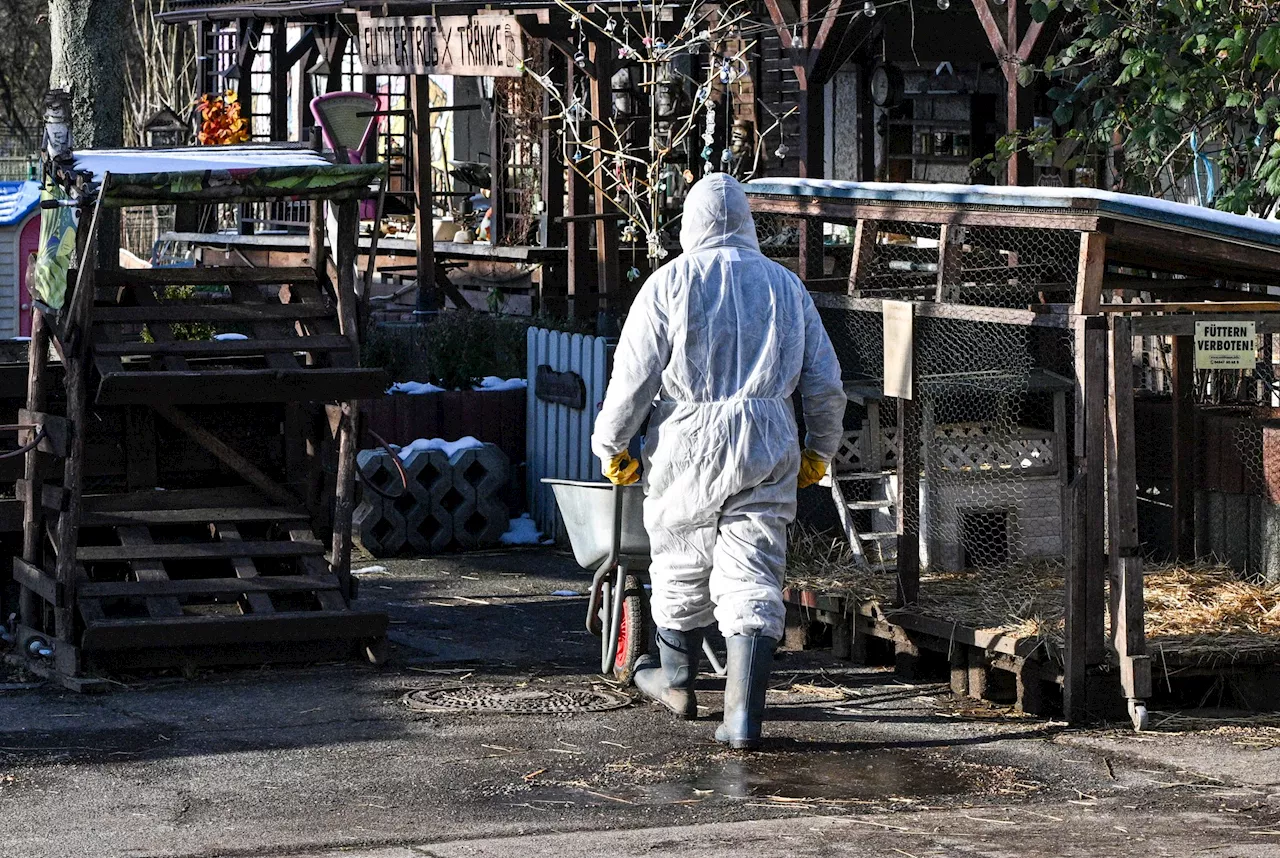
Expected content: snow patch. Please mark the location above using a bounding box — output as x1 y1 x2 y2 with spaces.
213 332 249 341
393 436 485 460
474 376 528 392
500 513 544 546
388 380 446 395
352 565 388 575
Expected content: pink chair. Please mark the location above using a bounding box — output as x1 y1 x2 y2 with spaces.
311 92 380 218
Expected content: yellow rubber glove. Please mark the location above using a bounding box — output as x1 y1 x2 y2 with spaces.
604 451 641 486
797 449 827 489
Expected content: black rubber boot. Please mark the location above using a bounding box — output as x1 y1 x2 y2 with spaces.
633 627 704 719
714 634 776 750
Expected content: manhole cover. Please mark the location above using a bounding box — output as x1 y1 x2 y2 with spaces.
404 685 631 714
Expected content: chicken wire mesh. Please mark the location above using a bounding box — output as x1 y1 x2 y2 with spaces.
818 304 1075 575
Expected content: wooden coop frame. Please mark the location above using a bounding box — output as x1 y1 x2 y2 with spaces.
13 145 390 688
746 178 1280 729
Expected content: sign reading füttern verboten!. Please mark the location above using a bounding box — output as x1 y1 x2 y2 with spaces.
1194 321 1258 370
356 13 524 76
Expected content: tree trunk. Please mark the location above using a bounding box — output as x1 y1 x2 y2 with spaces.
49 0 128 148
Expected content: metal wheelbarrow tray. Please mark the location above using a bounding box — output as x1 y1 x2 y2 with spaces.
544 479 724 682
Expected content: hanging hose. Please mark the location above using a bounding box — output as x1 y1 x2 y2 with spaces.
355 428 410 500
0 424 47 460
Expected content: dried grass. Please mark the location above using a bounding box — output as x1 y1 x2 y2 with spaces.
786 526 1280 661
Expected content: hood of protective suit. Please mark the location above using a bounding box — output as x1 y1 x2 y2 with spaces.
679 173 761 254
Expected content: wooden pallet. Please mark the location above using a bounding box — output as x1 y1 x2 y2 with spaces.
15 201 388 684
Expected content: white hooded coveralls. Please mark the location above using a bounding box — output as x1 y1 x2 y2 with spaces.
591 174 846 641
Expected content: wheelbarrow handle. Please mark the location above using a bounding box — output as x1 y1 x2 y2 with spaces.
585 484 627 637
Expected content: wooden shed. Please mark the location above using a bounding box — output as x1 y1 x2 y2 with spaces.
0 180 40 339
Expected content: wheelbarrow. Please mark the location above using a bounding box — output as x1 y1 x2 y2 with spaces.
544 479 726 683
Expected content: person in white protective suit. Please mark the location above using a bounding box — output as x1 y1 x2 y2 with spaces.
591 174 846 749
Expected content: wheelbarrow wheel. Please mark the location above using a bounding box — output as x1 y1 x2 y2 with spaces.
609 574 649 684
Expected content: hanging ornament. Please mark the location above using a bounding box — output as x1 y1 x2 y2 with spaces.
573 148 585 162
936 0 950 8
604 16 617 32
775 143 789 159
720 63 731 84
646 230 667 260
626 266 642 282
992 0 1005 4
701 144 715 161
862 0 876 14
720 148 732 163
621 223 637 242
654 38 667 50
695 85 711 104
573 50 587 68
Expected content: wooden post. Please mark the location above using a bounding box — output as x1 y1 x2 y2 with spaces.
857 60 876 181
331 199 361 601
587 39 621 313
797 82 825 282
1004 0 1032 185
934 224 963 303
896 397 921 606
1108 316 1151 710
489 79 504 247
847 219 875 296
1073 232 1107 315
540 45 567 317
19 309 51 628
566 60 595 319
411 75 438 314
1171 335 1196 559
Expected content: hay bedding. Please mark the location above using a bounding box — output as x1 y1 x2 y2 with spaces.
785 527 1280 663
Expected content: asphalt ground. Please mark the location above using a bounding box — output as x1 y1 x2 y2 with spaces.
1 547 1278 857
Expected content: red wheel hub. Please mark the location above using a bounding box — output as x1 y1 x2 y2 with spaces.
614 608 629 669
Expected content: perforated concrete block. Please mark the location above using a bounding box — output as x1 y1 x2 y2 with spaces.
448 445 510 549
451 444 510 504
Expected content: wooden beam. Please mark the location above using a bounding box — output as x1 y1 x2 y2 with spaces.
98 267 316 286
1107 316 1151 704
153 404 302 509
80 609 387 652
970 0 1007 64
1100 301 1280 313
77 540 324 563
588 39 622 309
1171 335 1196 560
1073 231 1107 315
847 219 877 296
94 335 352 358
79 573 337 599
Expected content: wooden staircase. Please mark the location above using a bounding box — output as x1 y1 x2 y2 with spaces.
15 247 390 685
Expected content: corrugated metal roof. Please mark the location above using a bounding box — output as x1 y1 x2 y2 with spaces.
0 181 40 228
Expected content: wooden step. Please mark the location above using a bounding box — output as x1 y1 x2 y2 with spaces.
77 539 326 563
97 267 318 287
94 335 352 359
838 471 897 481
82 506 311 528
858 531 900 542
94 303 334 324
80 609 388 652
95 367 389 405
78 573 341 600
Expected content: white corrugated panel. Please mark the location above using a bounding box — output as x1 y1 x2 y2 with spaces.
526 327 612 541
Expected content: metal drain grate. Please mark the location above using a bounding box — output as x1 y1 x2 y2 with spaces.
404 686 632 714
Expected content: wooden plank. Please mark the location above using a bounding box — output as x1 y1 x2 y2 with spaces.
81 485 275 513
96 266 317 287
12 557 59 607
747 195 1105 233
1082 319 1109 667
846 219 876 296
77 540 325 563
216 522 275 614
115 526 185 618
93 304 334 324
1171 335 1196 559
934 224 964 303
810 292 1072 328
80 609 389 652
1106 220 1280 286
79 573 339 600
411 74 438 312
1073 231 1107 315
587 39 622 305
153 404 302 508
96 367 389 406
895 397 920 607
1108 316 1150 702
22 310 51 574
1100 301 1280 313
1131 314 1280 336
94 335 352 358
83 506 309 527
